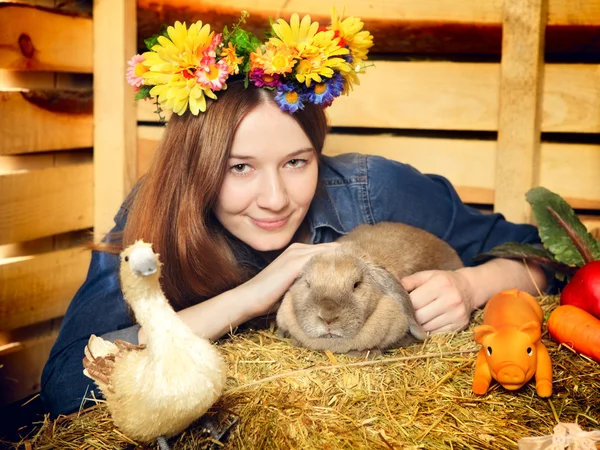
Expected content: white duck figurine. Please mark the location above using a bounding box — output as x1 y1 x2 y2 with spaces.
82 240 227 449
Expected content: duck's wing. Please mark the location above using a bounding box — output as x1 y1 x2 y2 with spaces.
82 335 146 394
82 334 121 393
113 339 146 352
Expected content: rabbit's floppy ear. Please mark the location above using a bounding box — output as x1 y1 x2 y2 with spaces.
367 264 428 341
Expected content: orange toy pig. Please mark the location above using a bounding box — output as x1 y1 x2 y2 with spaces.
472 289 552 397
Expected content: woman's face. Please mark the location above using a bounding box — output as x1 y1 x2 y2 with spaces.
213 100 319 252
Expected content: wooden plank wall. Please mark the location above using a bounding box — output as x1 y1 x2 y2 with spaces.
0 0 94 406
135 0 600 232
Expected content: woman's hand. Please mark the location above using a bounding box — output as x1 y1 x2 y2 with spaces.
241 242 340 317
400 258 548 334
400 269 475 333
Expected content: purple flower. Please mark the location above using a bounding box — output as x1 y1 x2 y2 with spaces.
274 83 306 113
307 73 345 106
250 68 282 87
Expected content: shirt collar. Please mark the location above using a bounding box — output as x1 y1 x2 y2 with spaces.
305 184 347 243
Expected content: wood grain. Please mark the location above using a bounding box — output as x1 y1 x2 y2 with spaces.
0 247 90 331
136 0 600 55
0 163 93 245
0 4 92 72
493 0 547 224
0 330 57 406
0 90 93 155
93 0 138 237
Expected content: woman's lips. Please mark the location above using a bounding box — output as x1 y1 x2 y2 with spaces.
251 216 288 230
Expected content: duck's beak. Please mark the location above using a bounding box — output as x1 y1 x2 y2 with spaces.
129 248 158 277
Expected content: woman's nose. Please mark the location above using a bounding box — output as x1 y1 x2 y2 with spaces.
256 170 289 211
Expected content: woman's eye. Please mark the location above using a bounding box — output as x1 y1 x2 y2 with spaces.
286 158 306 168
230 164 250 174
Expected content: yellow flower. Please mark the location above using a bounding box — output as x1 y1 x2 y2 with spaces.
149 80 216 116
141 20 219 115
220 42 244 75
328 7 374 64
250 43 296 75
340 69 361 94
293 30 350 87
270 13 319 54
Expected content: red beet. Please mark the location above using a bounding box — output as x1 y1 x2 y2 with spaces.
560 260 600 319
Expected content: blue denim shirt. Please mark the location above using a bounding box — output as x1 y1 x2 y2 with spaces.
40 153 548 417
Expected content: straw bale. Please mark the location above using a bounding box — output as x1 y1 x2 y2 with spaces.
8 294 600 449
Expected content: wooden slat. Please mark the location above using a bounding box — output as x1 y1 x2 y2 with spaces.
94 0 138 237
0 4 92 72
0 90 93 155
0 330 57 406
493 0 547 224
137 0 600 55
540 143 600 211
0 163 93 245
0 247 90 331
139 0 600 25
137 62 600 134
582 216 600 240
0 229 90 260
0 150 92 175
137 127 600 210
0 70 54 89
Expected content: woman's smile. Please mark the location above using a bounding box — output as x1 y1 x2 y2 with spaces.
250 216 289 230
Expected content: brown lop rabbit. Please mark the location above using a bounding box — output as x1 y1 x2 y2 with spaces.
276 221 464 355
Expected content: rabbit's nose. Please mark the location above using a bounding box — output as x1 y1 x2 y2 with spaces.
318 312 339 325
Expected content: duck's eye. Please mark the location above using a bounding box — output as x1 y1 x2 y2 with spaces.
527 347 533 355
124 256 129 262
353 281 361 289
487 346 492 355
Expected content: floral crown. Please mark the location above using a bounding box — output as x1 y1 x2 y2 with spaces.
126 9 374 116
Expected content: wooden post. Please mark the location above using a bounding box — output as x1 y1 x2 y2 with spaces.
93 0 137 238
493 0 548 224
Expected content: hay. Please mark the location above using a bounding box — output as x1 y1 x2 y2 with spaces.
11 295 600 449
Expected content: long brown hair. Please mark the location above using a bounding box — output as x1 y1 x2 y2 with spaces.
122 79 328 310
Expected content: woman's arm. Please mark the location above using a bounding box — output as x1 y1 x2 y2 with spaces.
137 241 339 344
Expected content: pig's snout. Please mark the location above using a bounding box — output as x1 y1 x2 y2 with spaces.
497 365 526 387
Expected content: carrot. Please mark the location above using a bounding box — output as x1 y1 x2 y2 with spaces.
547 305 600 363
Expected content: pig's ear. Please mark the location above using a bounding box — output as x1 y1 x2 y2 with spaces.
473 325 497 344
519 321 541 343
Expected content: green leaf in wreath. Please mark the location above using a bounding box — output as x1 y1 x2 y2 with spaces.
144 25 169 51
134 85 152 101
526 187 600 267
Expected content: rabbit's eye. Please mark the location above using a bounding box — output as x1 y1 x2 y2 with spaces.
124 256 129 262
487 346 492 355
353 281 361 289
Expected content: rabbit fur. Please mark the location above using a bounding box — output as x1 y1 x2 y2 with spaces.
276 221 464 355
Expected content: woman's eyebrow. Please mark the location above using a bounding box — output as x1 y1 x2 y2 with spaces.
229 147 314 160
285 148 314 158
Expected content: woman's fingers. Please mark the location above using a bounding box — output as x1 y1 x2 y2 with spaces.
402 270 473 333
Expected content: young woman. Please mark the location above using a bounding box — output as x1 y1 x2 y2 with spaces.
41 14 552 417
